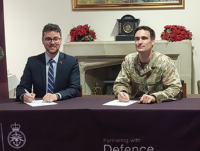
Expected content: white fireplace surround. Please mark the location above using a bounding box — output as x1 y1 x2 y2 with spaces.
63 40 192 95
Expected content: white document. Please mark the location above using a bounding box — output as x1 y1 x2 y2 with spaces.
103 100 137 106
25 100 57 107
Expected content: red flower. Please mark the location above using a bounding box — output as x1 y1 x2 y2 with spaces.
70 24 97 42
83 24 88 29
161 25 192 42
164 25 171 29
70 37 75 42
177 35 183 41
161 32 169 40
89 30 94 35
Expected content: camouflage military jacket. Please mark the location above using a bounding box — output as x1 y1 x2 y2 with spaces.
113 50 182 103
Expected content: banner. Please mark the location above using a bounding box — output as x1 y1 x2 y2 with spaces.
0 0 9 98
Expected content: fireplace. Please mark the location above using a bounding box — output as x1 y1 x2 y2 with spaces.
85 64 121 95
63 40 192 95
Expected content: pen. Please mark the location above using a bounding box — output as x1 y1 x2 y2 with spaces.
122 92 126 97
24 89 31 96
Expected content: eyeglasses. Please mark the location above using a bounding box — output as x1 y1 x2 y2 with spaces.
44 37 61 43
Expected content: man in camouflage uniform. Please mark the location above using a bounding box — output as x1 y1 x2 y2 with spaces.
113 26 182 103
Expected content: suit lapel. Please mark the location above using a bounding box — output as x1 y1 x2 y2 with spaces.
55 52 65 91
38 53 46 93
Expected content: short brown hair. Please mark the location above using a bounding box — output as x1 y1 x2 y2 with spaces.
42 23 62 37
133 26 155 40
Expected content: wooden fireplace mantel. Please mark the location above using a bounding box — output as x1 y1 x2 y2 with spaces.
63 40 192 95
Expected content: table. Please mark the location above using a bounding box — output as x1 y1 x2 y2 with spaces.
0 96 200 151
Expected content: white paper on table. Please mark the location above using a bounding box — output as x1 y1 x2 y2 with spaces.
103 99 137 106
25 100 57 107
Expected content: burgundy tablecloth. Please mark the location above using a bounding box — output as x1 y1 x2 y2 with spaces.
0 97 200 151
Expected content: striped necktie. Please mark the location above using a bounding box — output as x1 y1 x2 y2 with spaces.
48 59 55 93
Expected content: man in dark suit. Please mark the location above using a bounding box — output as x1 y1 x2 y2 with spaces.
16 23 81 102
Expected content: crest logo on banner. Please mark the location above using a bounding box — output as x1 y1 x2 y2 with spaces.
7 123 26 149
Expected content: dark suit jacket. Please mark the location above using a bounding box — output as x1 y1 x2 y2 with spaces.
16 52 81 101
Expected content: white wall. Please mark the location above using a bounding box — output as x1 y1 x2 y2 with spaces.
3 0 200 93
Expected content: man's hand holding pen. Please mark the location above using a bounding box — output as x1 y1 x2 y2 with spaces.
24 89 35 103
118 92 130 102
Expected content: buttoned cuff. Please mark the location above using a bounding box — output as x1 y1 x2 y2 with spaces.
150 95 157 103
56 93 62 100
20 94 25 102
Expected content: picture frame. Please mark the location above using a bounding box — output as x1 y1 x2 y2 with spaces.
72 0 184 11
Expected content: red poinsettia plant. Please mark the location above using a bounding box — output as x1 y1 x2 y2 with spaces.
161 25 192 42
70 24 96 42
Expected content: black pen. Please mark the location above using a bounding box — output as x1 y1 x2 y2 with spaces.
122 92 126 97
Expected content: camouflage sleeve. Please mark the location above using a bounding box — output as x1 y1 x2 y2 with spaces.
113 57 132 97
151 60 182 103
